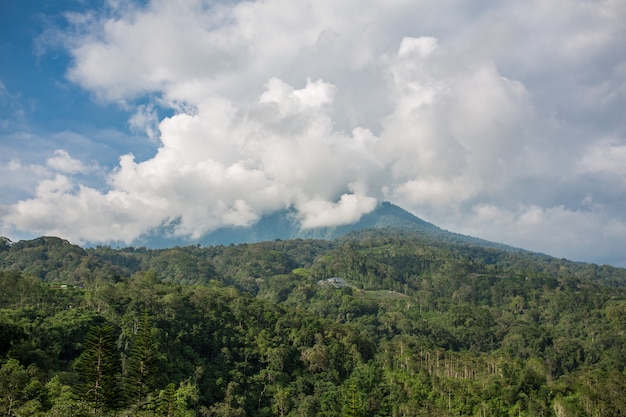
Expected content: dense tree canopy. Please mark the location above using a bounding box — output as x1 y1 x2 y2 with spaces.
0 230 625 416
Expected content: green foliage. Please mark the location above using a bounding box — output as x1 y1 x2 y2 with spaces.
341 383 364 417
76 324 122 411
0 230 626 416
125 312 159 407
0 358 34 416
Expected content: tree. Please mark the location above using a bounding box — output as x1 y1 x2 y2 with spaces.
0 358 48 416
342 383 364 417
0 358 30 416
205 381 245 417
126 312 158 406
45 375 92 417
144 382 198 417
76 324 121 412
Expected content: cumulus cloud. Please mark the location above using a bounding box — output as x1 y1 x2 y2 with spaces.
580 140 626 181
4 174 160 244
2 0 626 265
46 150 90 174
299 185 378 229
0 159 50 205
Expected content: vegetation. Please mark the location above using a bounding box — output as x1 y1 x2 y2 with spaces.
0 229 625 416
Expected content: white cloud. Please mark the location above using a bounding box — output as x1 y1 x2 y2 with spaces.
2 0 626 265
46 150 90 174
4 178 161 244
128 104 159 141
580 140 626 181
390 176 482 208
299 189 378 229
259 78 335 115
2 78 384 243
0 159 50 205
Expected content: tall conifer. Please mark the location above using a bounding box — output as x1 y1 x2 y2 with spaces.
126 311 158 406
76 324 121 411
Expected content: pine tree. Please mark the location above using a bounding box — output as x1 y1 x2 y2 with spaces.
76 324 121 412
342 383 364 417
126 311 158 406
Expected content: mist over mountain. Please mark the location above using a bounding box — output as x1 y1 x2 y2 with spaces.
136 201 522 253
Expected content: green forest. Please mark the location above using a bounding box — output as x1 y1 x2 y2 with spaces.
0 230 625 416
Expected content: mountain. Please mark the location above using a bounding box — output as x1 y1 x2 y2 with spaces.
138 201 521 252
203 201 440 243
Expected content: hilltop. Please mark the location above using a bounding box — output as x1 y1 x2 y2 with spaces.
134 201 522 252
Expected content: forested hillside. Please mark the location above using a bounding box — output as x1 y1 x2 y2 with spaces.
1 230 625 416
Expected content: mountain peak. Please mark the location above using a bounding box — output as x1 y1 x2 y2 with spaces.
135 201 519 252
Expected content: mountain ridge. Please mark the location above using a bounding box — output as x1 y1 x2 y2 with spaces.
0 202 527 255
2 206 626 288
135 201 524 254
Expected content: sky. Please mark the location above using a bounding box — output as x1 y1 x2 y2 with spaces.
1 0 626 266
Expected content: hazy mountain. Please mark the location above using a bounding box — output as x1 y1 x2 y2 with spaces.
137 201 521 252
203 201 439 242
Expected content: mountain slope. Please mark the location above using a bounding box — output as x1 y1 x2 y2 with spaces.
139 201 519 253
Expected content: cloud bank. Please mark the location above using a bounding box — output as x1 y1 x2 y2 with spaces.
2 0 626 265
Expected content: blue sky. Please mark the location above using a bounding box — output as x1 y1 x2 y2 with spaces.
0 1 154 173
1 0 626 266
